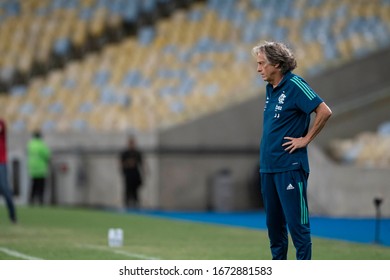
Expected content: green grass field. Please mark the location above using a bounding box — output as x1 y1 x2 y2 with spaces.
0 206 389 260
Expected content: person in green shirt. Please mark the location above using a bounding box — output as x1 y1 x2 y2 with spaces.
27 130 51 205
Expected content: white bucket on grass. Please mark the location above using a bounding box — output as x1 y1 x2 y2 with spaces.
108 228 124 247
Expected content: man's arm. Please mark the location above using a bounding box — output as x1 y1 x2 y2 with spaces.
283 102 332 154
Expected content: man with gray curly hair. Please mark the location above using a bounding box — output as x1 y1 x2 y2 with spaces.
252 41 332 260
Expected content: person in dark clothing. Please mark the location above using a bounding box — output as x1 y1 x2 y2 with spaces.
119 136 144 209
252 41 332 260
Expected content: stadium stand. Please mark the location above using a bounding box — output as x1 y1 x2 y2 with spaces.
1 0 389 134
329 120 390 168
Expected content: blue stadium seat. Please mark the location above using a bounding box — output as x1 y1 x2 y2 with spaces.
53 37 72 56
42 120 57 132
10 85 27 96
48 102 64 114
138 26 156 45
72 119 88 130
79 101 94 113
93 69 111 87
19 102 35 116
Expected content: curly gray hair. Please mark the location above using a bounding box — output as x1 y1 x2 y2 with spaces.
252 41 297 74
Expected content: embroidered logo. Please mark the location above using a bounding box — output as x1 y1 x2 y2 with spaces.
275 105 283 111
278 93 286 104
274 104 282 118
286 184 295 190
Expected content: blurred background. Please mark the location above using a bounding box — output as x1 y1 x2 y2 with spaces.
0 0 389 217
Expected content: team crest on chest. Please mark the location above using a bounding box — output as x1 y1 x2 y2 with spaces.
278 93 286 104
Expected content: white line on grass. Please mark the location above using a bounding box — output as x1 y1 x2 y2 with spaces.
81 244 160 260
0 247 42 260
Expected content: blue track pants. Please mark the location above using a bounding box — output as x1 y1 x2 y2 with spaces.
261 169 311 260
0 164 17 223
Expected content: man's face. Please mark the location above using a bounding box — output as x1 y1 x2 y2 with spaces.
256 52 279 84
